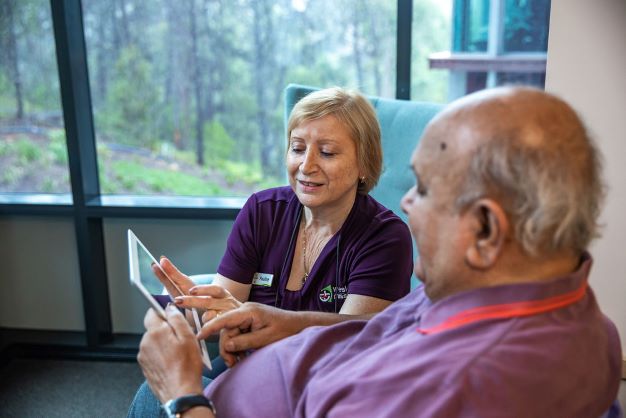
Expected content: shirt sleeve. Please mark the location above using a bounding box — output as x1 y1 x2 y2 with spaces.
345 216 413 301
217 194 260 284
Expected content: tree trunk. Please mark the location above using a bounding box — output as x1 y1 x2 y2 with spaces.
352 6 364 91
189 0 205 166
3 0 24 120
95 4 108 104
252 0 279 177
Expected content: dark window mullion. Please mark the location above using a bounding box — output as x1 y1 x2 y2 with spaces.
50 0 112 347
396 0 413 100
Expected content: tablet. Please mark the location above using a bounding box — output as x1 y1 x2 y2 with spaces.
127 229 212 369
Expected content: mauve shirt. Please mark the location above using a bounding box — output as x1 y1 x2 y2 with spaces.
217 186 413 312
206 254 622 417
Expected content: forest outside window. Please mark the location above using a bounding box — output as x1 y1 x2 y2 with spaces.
0 0 71 196
0 0 552 203
81 0 398 198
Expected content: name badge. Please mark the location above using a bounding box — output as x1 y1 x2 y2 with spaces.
252 272 273 287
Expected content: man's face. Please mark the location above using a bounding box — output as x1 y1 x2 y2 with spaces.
400 123 474 301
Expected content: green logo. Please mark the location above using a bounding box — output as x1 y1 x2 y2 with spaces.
319 285 333 303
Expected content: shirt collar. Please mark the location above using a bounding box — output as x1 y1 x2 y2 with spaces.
418 253 593 334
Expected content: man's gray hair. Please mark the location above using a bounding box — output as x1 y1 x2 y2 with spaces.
455 109 605 256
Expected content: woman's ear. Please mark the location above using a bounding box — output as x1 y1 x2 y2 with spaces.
465 199 509 269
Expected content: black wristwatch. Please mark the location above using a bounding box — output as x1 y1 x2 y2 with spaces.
162 394 216 417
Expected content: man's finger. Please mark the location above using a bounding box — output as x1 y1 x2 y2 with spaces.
197 309 253 340
221 327 274 353
143 307 166 330
202 310 218 324
164 304 195 340
219 327 244 367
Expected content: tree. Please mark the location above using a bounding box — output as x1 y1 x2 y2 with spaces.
0 0 24 120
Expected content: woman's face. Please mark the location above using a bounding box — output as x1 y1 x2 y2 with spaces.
287 114 360 211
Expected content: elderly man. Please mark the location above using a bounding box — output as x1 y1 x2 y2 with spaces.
132 87 622 417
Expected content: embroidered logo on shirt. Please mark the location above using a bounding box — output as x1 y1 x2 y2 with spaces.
319 285 333 302
252 272 273 287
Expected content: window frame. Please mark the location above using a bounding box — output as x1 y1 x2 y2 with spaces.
0 0 414 352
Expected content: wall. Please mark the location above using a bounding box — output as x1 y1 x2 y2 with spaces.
0 217 232 334
0 217 83 330
545 0 626 351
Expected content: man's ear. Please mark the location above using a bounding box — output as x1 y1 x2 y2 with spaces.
465 199 509 269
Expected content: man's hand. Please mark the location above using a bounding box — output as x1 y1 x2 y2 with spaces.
197 302 304 367
137 305 205 403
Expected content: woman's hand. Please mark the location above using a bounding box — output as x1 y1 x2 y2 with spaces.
173 285 243 323
151 256 196 298
137 305 205 403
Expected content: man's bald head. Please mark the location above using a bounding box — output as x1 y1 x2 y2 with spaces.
420 86 605 256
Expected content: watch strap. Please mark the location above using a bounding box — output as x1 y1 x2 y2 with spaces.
163 394 216 417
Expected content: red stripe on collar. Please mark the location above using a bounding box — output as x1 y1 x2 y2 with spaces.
417 280 588 335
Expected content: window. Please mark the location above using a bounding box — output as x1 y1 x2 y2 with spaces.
81 0 397 198
1 0 553 204
429 0 551 101
0 0 70 195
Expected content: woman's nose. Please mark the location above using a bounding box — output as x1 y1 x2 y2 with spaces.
400 187 415 214
300 150 318 174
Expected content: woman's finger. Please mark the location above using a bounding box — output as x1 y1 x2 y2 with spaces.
151 263 182 297
189 284 230 298
174 295 241 311
159 257 195 293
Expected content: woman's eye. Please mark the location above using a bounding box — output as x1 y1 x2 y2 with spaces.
320 150 335 157
416 181 427 196
290 147 305 154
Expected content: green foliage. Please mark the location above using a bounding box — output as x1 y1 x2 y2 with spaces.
99 46 159 148
48 129 68 165
0 140 9 157
106 160 225 196
219 160 263 187
1 165 23 185
0 72 14 118
14 137 41 163
203 120 235 164
411 0 451 103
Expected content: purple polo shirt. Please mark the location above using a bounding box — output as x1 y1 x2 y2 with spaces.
217 187 412 312
206 254 622 417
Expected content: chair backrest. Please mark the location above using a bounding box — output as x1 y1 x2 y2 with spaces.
284 84 443 223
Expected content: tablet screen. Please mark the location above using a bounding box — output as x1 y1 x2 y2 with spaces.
128 229 183 297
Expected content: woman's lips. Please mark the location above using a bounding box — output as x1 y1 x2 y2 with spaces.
299 180 322 191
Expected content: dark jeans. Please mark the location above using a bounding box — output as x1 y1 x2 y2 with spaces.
126 356 227 417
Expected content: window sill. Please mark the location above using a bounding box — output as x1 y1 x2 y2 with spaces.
428 51 547 73
0 193 245 219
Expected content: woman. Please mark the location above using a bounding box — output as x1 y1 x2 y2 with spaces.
128 87 414 416
160 87 412 323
